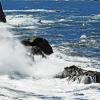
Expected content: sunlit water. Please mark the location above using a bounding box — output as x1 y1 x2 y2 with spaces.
0 0 100 100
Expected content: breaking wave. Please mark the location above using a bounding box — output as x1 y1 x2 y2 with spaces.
0 1 100 99
5 9 56 13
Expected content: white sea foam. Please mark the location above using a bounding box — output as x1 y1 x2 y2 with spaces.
0 76 100 100
6 15 55 28
58 18 66 22
79 35 97 47
0 23 34 76
7 15 38 27
5 9 55 13
92 14 100 20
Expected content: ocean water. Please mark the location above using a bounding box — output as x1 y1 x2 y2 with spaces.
0 0 100 100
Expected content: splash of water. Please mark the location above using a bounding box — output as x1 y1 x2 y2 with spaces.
0 22 99 80
0 23 34 76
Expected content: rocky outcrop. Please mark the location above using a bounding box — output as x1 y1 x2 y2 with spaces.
55 65 100 84
0 2 6 23
21 36 53 57
31 46 46 57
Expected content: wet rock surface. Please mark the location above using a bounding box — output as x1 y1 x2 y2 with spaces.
21 36 53 57
55 65 100 84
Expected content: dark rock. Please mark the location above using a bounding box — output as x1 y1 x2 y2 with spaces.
0 2 6 23
31 46 46 57
55 65 100 84
95 72 100 83
21 36 53 56
21 38 32 46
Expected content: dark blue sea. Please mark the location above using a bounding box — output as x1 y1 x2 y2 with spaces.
0 0 100 100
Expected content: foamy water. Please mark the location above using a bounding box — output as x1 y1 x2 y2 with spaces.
0 1 100 99
0 21 100 100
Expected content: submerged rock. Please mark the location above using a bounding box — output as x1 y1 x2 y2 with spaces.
0 2 6 23
55 65 100 84
22 36 53 56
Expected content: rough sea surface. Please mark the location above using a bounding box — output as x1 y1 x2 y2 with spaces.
0 0 100 100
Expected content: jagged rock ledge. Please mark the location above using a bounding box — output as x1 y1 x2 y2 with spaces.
0 2 6 23
55 65 100 84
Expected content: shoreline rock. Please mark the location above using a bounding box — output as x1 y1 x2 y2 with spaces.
21 36 53 57
55 65 100 84
0 2 6 23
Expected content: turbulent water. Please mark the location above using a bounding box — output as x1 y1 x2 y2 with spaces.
0 0 100 100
